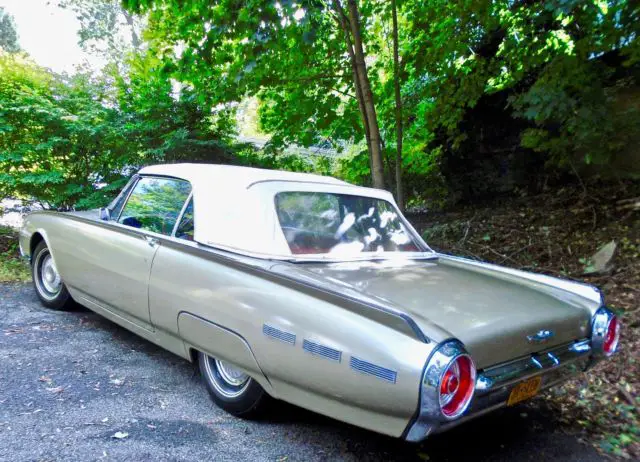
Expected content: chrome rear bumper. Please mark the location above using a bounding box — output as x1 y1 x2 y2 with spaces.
406 339 595 440
435 339 593 434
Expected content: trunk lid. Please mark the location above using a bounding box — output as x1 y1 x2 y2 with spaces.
297 259 594 368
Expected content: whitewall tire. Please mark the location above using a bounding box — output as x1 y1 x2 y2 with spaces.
198 352 269 417
31 241 74 310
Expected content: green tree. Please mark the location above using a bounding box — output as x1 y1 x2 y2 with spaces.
0 50 242 209
0 7 20 53
0 54 133 209
123 0 390 188
56 0 143 61
390 0 403 209
113 50 237 165
404 0 640 172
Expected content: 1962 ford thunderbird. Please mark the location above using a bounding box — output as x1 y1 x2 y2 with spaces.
19 164 620 441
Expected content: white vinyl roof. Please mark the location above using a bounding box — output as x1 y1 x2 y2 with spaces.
139 163 349 190
137 163 431 259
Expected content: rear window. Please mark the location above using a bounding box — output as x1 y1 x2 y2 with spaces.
275 192 421 255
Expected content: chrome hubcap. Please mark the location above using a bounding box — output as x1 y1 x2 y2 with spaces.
203 355 251 398
41 255 61 294
35 250 62 300
215 359 250 387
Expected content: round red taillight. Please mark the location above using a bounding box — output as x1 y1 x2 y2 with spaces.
439 354 476 418
603 315 620 355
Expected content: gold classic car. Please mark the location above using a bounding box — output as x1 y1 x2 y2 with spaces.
19 164 620 441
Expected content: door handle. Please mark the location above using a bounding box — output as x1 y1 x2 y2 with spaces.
144 236 160 247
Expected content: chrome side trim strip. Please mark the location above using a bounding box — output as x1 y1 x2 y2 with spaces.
350 357 397 383
302 340 342 362
262 324 296 345
438 254 602 305
39 212 430 343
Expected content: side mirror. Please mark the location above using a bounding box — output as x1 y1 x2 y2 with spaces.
99 207 111 221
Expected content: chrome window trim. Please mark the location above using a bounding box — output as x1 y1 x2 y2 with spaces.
107 174 138 210
110 175 139 222
202 243 439 263
171 192 194 238
246 178 352 189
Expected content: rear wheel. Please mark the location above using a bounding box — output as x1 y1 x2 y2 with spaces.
31 241 74 310
198 352 268 417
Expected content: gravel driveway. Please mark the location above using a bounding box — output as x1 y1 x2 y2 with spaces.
0 283 605 461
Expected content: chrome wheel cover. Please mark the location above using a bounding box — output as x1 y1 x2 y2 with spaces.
203 355 251 398
35 250 62 300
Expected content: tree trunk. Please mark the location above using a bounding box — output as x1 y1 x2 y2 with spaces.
332 0 385 189
391 0 404 209
332 0 375 180
352 65 375 177
345 0 385 189
122 9 141 50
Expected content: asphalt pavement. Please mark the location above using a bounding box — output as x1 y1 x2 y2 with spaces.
0 283 606 461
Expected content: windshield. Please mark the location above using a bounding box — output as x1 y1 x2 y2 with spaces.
275 192 423 256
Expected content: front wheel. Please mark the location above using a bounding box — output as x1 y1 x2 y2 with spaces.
198 352 269 417
31 241 74 310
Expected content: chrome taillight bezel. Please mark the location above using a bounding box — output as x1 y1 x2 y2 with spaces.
591 307 620 357
419 340 477 422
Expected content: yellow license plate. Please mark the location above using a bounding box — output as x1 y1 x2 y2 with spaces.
507 376 542 406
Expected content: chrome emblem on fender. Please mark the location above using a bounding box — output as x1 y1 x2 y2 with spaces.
527 329 554 344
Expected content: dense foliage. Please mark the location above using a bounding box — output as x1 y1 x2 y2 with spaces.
0 0 638 210
0 49 243 209
0 54 127 208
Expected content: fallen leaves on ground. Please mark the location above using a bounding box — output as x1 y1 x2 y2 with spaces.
414 181 640 458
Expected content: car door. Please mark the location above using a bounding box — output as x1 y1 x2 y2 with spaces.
69 176 191 329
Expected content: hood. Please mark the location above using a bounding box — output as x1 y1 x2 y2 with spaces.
282 258 597 368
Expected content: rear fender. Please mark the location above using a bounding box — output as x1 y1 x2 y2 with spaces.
177 312 275 396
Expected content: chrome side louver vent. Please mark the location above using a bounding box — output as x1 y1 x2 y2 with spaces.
263 324 296 345
302 339 342 362
350 357 397 384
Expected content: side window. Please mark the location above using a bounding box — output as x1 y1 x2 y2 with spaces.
118 177 191 235
174 199 194 241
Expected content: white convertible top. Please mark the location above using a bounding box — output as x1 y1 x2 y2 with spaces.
137 163 429 259
139 163 349 190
